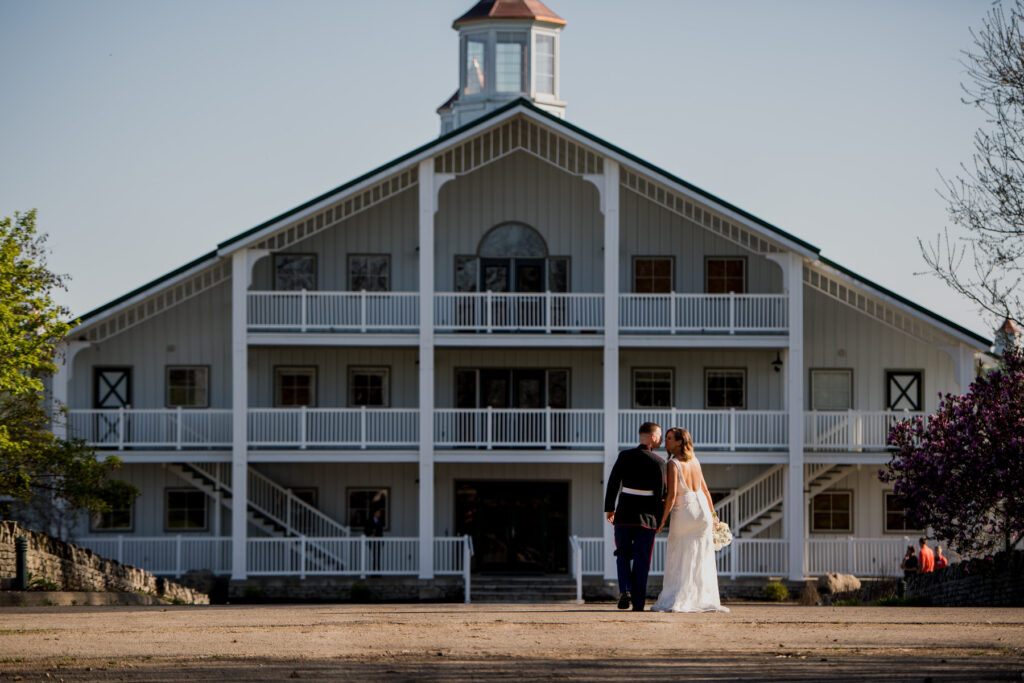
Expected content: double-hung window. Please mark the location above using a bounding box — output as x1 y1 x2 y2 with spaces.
275 367 317 407
166 366 209 408
705 369 745 409
633 369 673 408
349 367 390 407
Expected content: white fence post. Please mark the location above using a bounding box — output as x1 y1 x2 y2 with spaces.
486 406 493 450
485 290 493 332
730 541 737 580
300 288 307 332
299 405 307 450
670 292 676 333
545 406 552 450
176 406 183 450
728 291 735 334
848 536 855 575
360 289 367 333
300 537 307 580
360 405 367 450
118 406 125 450
545 291 552 334
360 535 367 579
848 409 855 452
463 536 471 604
729 408 737 452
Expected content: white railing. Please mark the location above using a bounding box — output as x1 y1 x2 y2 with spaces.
618 409 788 450
76 536 232 577
804 536 960 577
713 465 785 535
805 411 927 451
435 536 474 603
67 409 233 449
247 536 417 577
575 537 789 579
245 467 351 537
247 408 419 449
248 291 419 332
434 408 603 449
620 293 788 334
434 292 604 332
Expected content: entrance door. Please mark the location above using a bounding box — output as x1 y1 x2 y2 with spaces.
455 480 569 573
480 258 546 329
93 367 132 445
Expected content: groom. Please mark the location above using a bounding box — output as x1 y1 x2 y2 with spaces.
604 422 666 611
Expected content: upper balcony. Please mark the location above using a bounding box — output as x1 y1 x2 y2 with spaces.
247 291 788 345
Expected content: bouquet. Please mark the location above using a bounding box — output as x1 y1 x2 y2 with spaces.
712 520 733 551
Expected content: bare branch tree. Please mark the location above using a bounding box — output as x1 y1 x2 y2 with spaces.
926 1 1024 326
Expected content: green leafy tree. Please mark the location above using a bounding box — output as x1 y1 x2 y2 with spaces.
0 210 136 520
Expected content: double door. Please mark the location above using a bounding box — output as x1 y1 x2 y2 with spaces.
480 258 546 329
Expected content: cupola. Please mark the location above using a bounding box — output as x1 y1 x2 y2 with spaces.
438 0 566 134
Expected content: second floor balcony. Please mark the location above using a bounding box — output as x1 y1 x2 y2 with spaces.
66 408 921 453
247 291 788 336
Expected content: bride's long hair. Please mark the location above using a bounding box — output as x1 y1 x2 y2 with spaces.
667 427 695 462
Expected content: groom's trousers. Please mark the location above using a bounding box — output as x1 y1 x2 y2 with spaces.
614 525 657 610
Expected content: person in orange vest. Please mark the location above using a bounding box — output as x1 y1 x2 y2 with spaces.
918 537 935 572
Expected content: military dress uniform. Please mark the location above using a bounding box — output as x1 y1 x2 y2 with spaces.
604 443 666 611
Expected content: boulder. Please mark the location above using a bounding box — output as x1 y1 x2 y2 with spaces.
817 572 861 594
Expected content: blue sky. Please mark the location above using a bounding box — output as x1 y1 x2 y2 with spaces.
0 0 997 338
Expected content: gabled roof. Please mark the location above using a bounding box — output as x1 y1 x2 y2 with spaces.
74 98 993 349
453 0 566 27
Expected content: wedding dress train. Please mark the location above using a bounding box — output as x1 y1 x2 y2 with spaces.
651 459 729 613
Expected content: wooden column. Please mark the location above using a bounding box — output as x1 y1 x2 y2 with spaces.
417 159 436 580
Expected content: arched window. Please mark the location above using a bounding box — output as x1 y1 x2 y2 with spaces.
454 223 567 293
478 223 548 258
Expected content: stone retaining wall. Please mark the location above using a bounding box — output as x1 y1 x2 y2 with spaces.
0 521 208 605
907 550 1024 607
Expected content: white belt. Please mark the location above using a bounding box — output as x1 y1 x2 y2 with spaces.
622 487 654 496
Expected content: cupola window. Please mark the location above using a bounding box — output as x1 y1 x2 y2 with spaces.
495 32 528 93
535 34 555 95
463 34 488 96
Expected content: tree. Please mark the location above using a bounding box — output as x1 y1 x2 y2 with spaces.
880 348 1024 557
0 210 136 522
924 1 1024 326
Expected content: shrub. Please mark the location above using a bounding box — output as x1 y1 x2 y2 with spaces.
762 581 789 602
349 583 373 602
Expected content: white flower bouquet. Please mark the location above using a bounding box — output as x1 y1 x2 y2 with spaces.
712 520 733 551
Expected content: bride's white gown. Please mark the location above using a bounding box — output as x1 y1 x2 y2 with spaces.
651 459 729 613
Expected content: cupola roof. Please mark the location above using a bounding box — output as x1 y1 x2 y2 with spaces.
453 0 566 28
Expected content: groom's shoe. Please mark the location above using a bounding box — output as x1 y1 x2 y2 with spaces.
617 592 631 609
631 605 645 612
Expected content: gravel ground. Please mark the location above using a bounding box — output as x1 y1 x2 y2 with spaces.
0 602 1022 681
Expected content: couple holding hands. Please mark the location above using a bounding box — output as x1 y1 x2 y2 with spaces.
604 422 729 613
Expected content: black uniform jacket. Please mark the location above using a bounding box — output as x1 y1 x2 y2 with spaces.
604 445 667 529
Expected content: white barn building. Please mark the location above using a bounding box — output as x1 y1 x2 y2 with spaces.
57 0 990 592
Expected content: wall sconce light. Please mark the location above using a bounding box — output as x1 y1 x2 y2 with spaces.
771 352 783 373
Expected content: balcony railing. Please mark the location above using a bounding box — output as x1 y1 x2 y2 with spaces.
434 408 604 449
248 291 419 332
804 411 926 452
434 292 604 332
67 408 233 449
618 409 788 451
620 293 788 334
247 408 419 449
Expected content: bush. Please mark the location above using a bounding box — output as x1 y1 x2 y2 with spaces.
762 581 789 602
349 583 373 602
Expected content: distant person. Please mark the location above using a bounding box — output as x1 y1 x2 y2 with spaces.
918 537 935 573
365 509 385 572
934 546 949 570
900 545 918 578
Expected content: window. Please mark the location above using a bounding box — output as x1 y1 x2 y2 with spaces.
810 491 852 532
348 487 389 531
90 503 133 532
274 254 316 291
496 32 527 93
705 369 745 409
633 369 673 408
455 368 570 408
290 488 318 509
811 369 853 410
349 255 390 292
633 257 672 293
166 489 207 531
94 367 131 408
886 371 922 411
705 257 746 294
463 35 487 95
884 492 921 533
166 366 209 408
275 367 317 407
535 33 555 94
454 255 479 292
348 367 390 407
548 257 569 292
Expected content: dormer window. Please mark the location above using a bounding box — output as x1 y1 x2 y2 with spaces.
534 33 555 95
463 34 488 96
496 32 528 93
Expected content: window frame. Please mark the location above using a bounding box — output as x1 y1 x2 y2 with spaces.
533 31 556 96
273 366 318 408
809 490 853 534
632 256 674 294
495 30 529 93
90 502 134 533
348 253 391 292
165 365 211 409
347 487 390 532
810 368 854 411
883 491 922 534
272 253 317 291
704 256 747 294
164 488 209 533
347 366 391 407
631 367 674 409
94 366 132 409
704 368 747 410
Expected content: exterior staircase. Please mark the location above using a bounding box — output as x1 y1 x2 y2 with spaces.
469 575 580 603
714 463 853 538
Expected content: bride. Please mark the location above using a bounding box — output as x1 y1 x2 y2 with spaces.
651 427 729 613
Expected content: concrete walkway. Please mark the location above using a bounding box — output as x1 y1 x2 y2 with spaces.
0 603 1021 680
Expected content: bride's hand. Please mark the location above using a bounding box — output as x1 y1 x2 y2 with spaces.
656 524 664 533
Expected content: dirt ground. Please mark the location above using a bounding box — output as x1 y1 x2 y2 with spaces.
0 602 1022 681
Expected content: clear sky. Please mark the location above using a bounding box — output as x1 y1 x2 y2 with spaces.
0 0 998 339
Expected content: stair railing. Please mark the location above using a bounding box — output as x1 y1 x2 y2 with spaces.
713 464 786 536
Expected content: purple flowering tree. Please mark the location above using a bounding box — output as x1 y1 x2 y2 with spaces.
880 348 1024 557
